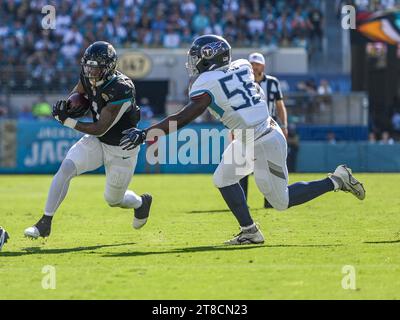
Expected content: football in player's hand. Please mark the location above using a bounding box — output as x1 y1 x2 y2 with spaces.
67 93 90 118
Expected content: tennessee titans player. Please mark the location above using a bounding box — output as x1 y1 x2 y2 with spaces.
120 35 366 245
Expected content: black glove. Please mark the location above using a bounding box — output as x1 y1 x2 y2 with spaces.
52 100 70 124
120 128 147 150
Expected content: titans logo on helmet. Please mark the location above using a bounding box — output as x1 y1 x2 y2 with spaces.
201 41 223 60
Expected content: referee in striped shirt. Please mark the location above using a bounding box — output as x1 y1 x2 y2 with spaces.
239 52 289 208
249 52 288 137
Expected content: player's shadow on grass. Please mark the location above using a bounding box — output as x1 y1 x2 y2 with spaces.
0 242 136 257
103 243 343 258
363 239 400 244
186 208 266 214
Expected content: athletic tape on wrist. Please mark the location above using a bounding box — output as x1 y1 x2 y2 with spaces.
64 118 77 129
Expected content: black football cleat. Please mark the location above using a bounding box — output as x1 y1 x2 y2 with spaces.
0 227 9 251
24 215 53 239
133 194 152 229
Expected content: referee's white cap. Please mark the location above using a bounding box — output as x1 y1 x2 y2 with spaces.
248 52 265 65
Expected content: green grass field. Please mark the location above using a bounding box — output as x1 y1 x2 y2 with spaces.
0 173 399 300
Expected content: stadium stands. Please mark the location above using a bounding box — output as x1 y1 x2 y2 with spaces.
0 0 399 144
351 0 399 11
0 0 325 91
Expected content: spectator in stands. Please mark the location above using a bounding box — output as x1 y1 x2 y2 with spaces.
205 11 223 36
152 12 167 35
327 131 337 144
192 5 210 34
62 25 83 47
181 0 197 16
293 31 309 51
223 0 240 13
276 11 292 38
297 80 317 94
317 79 333 111
181 27 193 46
264 30 279 50
307 5 324 52
292 6 307 33
139 97 155 120
318 79 333 95
368 132 377 144
380 131 395 145
392 109 400 133
248 12 265 44
163 25 181 48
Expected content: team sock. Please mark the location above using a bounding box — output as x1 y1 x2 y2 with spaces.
219 183 254 227
239 176 249 200
288 178 334 208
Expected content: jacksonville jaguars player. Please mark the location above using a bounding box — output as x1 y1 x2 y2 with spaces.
120 35 365 245
24 41 152 239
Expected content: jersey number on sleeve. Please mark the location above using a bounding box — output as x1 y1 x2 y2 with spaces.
218 69 260 110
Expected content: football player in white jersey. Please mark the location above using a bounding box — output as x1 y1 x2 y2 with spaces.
120 35 365 245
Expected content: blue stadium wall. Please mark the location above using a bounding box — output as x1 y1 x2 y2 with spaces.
0 120 399 173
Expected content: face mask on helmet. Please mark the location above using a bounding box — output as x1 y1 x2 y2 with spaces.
186 53 200 77
82 59 107 81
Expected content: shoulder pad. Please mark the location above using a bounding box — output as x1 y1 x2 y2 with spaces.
230 59 252 69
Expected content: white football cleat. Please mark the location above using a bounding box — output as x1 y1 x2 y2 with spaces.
133 218 148 229
225 224 265 245
24 226 40 239
329 165 366 200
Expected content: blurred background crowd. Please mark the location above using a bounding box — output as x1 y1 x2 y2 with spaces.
0 0 324 90
0 0 400 145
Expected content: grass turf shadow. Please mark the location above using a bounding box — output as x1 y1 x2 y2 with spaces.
363 239 400 244
102 243 343 258
0 242 136 257
1 242 347 258
186 207 266 214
